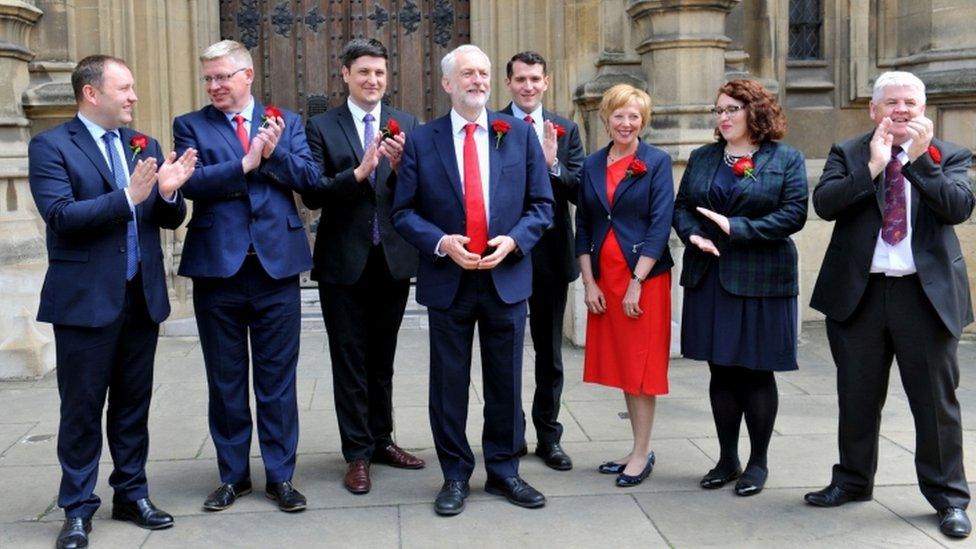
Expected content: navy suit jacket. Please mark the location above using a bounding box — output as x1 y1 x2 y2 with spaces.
174 101 320 279
575 141 674 280
391 111 554 309
29 116 186 327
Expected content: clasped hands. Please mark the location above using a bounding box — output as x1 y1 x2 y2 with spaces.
868 115 934 178
688 206 730 257
355 132 407 182
128 148 197 204
439 234 517 270
242 115 286 174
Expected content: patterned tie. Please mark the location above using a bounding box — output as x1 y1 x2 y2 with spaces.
102 132 140 280
363 113 380 245
463 123 488 254
234 114 249 153
882 145 907 245
523 114 534 125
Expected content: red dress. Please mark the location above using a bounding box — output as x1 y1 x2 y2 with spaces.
583 154 671 396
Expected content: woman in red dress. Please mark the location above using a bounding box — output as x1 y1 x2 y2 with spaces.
575 84 675 487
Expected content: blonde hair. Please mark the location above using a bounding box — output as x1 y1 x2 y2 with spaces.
599 84 652 131
200 40 253 68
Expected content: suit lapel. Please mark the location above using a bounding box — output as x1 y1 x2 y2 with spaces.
431 116 464 208
589 145 611 213
68 117 116 191
204 105 246 156
697 144 723 210
338 105 365 162
251 101 264 140
117 127 144 220
726 141 776 212
376 107 393 187
487 112 502 230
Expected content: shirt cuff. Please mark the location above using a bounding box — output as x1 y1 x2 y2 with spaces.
123 188 134 211
548 159 561 177
434 235 449 257
159 189 179 203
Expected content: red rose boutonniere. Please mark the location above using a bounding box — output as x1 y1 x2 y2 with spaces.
554 123 567 139
731 156 757 180
129 134 148 162
928 144 942 164
626 158 648 179
381 118 401 140
261 105 283 127
491 119 511 149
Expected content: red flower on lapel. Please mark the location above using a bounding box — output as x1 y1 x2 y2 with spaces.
625 158 648 179
928 144 942 163
554 123 567 139
491 119 511 149
381 118 401 140
262 105 283 126
129 134 148 161
731 156 757 180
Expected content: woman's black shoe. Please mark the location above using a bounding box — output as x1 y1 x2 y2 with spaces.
733 465 768 497
699 465 742 489
615 451 655 487
598 461 625 475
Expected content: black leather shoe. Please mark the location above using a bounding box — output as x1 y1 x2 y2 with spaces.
804 484 872 507
56 517 91 549
516 444 528 457
485 476 546 508
733 465 767 497
111 497 174 529
598 461 626 475
700 465 742 489
535 443 573 471
203 479 252 511
938 507 972 538
616 452 655 487
434 480 470 516
266 481 307 512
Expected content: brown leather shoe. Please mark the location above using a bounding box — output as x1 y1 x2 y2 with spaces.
343 460 371 494
373 444 425 469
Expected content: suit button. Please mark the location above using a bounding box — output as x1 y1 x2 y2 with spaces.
607 214 611 220
119 246 125 253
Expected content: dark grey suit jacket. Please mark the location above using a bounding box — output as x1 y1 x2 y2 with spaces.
303 103 419 284
810 133 975 337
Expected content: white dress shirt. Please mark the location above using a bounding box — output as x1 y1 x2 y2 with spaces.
870 141 915 276
223 96 255 135
510 102 560 176
346 97 382 149
435 109 491 256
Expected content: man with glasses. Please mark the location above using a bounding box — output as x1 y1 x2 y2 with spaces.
174 39 321 513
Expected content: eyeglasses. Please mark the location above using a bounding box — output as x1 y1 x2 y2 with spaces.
201 67 247 85
710 105 746 117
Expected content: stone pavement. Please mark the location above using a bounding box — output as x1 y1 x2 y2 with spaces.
2 322 976 548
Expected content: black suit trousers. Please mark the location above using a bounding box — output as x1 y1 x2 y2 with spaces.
527 261 568 444
320 245 410 462
826 274 970 510
55 274 158 518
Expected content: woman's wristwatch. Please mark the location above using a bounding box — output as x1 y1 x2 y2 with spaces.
631 272 646 283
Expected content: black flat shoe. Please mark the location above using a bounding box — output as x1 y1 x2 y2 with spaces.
434 480 470 516
598 461 626 475
733 465 767 497
203 478 252 511
616 451 655 487
266 481 307 512
111 497 174 529
804 484 872 507
485 476 546 508
700 465 742 489
938 507 972 538
56 517 91 549
535 442 573 471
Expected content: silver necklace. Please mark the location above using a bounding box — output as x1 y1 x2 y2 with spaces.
723 147 758 167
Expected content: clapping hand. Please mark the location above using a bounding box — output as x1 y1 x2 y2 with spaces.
904 115 934 161
354 133 382 183
258 115 284 159
542 121 558 169
379 133 406 172
868 118 894 178
696 206 730 235
157 148 197 199
127 157 159 205
689 234 720 257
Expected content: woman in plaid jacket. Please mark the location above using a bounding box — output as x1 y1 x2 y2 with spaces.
672 79 808 497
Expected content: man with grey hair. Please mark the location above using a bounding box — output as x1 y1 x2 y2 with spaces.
174 39 321 513
807 70 973 538
391 44 554 515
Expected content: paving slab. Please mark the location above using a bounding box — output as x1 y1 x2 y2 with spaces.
1 519 149 549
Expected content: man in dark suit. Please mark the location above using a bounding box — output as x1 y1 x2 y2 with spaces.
303 38 424 495
29 55 194 549
501 51 584 471
391 44 554 516
807 71 974 539
174 40 321 513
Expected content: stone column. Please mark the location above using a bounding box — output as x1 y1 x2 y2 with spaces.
0 0 52 379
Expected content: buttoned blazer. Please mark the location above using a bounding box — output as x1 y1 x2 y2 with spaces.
390 111 555 309
302 104 419 284
28 116 186 327
174 102 320 279
575 141 675 280
500 104 585 283
673 140 808 297
810 133 974 337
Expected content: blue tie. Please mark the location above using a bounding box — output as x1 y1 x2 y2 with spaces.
102 132 140 280
363 113 380 245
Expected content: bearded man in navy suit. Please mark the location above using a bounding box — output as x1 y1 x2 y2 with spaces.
391 44 554 516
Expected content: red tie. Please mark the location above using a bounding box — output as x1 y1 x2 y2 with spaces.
234 114 249 153
463 123 488 255
523 115 534 125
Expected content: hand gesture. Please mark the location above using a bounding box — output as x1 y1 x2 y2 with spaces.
242 134 265 174
257 116 284 159
157 148 197 199
584 280 607 314
542 120 559 169
623 279 644 319
689 234 720 257
439 234 480 270
477 235 517 270
904 115 934 161
354 133 382 183
127 157 159 205
379 133 406 172
696 206 730 235
868 118 894 178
